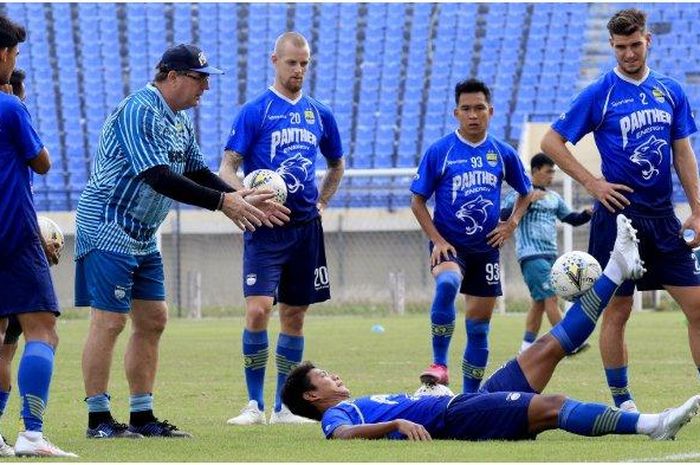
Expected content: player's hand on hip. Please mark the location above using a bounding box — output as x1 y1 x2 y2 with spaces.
42 239 61 265
317 201 327 215
681 213 700 248
431 240 457 267
221 190 269 231
585 177 633 212
239 188 291 227
395 419 432 441
487 219 516 248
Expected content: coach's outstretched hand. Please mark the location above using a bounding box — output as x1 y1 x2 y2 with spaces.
221 189 291 231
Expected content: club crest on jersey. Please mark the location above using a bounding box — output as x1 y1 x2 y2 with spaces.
278 153 312 193
114 285 127 300
485 151 498 167
629 135 666 180
652 87 665 103
456 195 493 236
304 109 315 125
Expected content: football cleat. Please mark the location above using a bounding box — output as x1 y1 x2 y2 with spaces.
619 399 639 413
227 400 266 425
14 432 78 458
87 419 144 439
128 419 192 438
649 395 700 440
0 434 14 457
269 404 316 424
420 363 449 386
610 215 645 281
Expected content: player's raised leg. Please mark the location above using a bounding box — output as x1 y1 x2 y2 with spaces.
481 214 644 394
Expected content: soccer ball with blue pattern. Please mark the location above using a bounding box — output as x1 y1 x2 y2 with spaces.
243 169 288 204
550 251 602 302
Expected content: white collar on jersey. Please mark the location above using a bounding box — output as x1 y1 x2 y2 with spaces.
269 85 303 105
147 83 177 121
455 129 488 148
613 66 651 86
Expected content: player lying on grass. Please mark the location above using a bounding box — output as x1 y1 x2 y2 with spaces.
282 215 700 441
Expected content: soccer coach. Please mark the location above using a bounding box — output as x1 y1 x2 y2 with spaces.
74 44 290 439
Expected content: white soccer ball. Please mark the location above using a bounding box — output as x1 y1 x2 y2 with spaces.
413 383 455 398
37 216 65 256
243 169 288 204
550 251 602 302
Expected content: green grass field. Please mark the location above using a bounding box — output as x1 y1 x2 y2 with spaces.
2 311 700 462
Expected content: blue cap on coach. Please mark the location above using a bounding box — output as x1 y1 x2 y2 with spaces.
156 44 224 75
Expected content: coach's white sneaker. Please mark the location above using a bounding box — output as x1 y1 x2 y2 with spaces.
610 214 645 281
14 431 78 457
619 399 639 413
227 400 266 425
0 434 14 457
649 395 700 440
269 404 316 424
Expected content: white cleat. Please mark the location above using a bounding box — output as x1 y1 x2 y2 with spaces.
619 399 639 413
0 434 14 457
269 404 317 424
610 214 646 281
227 400 266 425
649 395 700 440
14 432 78 458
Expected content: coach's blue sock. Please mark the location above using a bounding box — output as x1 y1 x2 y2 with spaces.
523 331 537 344
18 341 54 432
243 329 269 411
430 271 460 366
129 393 153 413
275 333 304 412
558 398 638 436
0 389 9 418
550 275 617 353
605 367 634 407
463 319 490 393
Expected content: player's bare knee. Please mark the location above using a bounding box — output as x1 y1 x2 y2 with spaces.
96 313 128 337
280 307 307 334
246 305 271 328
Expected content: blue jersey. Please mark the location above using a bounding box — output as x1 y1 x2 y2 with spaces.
503 188 572 261
75 84 207 259
225 87 343 224
321 394 452 440
552 68 697 215
410 131 532 252
0 93 43 260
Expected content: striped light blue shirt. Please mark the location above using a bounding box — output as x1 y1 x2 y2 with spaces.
75 84 206 259
502 189 572 261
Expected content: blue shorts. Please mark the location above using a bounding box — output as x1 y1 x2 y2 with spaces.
520 256 556 301
479 358 537 394
588 207 700 296
74 250 166 313
430 244 501 297
243 218 330 306
441 391 536 440
0 237 59 317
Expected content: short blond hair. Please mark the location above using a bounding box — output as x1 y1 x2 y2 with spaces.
273 32 310 56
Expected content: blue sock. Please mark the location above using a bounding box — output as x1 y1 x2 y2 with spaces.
523 331 537 344
430 271 460 366
275 334 303 412
558 398 639 436
550 275 617 353
86 392 111 413
129 393 153 413
463 319 490 393
605 367 634 407
18 341 54 432
0 390 9 418
243 329 268 411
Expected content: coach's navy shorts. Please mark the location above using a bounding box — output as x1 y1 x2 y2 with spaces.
243 218 330 306
0 236 59 316
588 206 700 296
74 250 166 313
430 244 501 297
440 391 536 440
520 256 557 301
